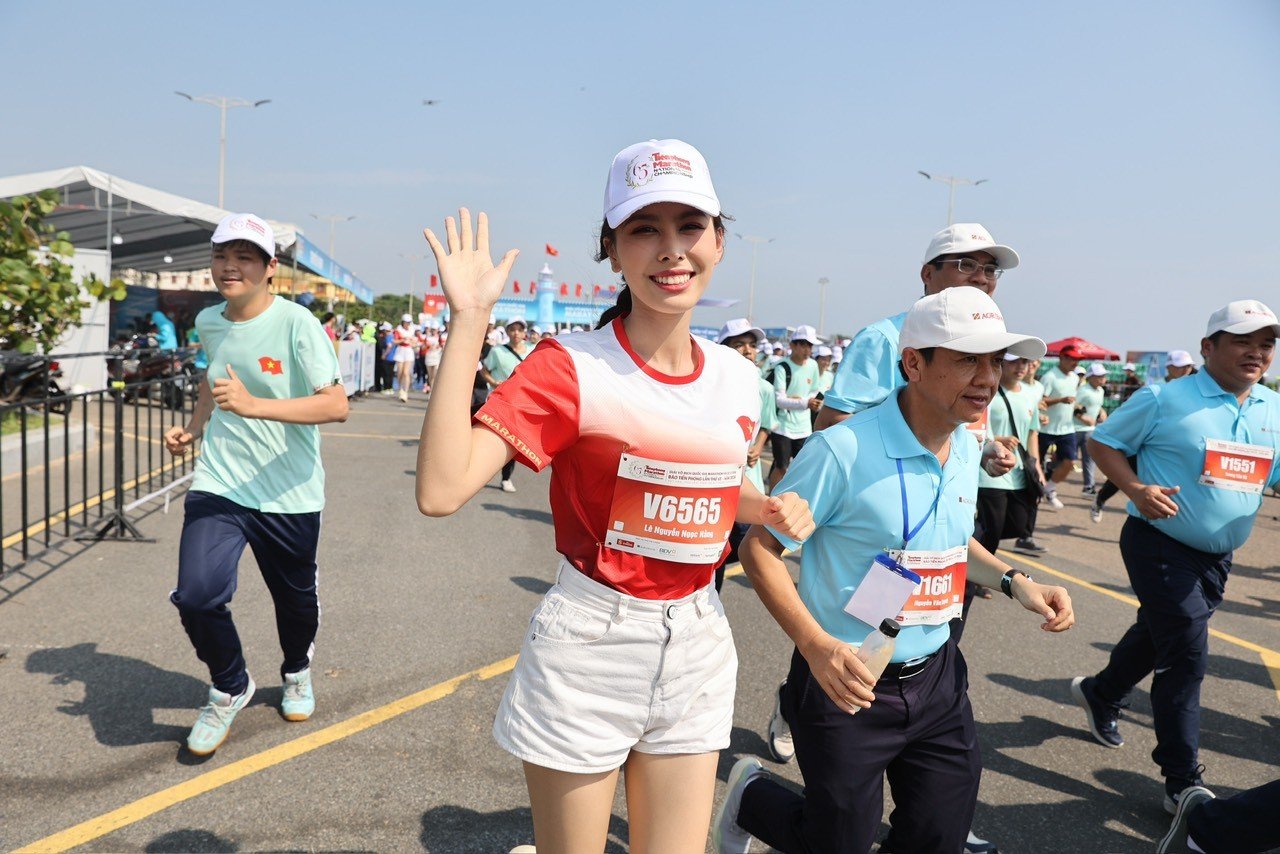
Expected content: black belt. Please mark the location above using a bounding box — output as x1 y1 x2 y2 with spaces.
880 649 940 681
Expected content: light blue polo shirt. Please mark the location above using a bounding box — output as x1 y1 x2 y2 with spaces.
1091 369 1280 554
1041 367 1080 436
823 311 907 414
767 387 981 662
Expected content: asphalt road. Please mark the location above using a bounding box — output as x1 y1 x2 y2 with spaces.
1 392 1277 853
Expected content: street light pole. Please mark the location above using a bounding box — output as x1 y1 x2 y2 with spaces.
817 277 830 337
917 172 988 225
400 253 425 318
175 92 272 208
734 234 774 322
311 213 356 258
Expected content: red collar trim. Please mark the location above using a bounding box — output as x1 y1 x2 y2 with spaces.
611 317 704 385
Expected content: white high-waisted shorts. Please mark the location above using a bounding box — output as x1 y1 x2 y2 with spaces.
493 560 738 774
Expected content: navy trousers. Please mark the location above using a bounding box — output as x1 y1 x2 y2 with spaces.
736 638 980 853
1188 778 1280 854
170 491 321 695
1093 516 1230 784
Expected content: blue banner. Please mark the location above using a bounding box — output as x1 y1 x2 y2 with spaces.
291 234 374 304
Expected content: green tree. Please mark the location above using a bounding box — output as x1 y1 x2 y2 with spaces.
0 190 126 353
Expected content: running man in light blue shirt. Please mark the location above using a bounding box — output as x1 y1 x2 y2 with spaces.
1072 299 1280 815
720 286 1073 854
816 223 1021 428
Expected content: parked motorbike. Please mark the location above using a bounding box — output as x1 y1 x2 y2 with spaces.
0 355 70 414
107 335 197 410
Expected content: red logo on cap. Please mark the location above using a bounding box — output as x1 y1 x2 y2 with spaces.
258 356 283 375
231 217 267 237
971 311 1003 321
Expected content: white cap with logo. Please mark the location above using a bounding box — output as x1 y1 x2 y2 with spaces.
1205 300 1280 338
1167 349 1195 368
899 286 1045 359
717 318 766 344
1088 362 1109 377
791 325 819 345
922 222 1019 270
211 213 276 258
604 139 720 229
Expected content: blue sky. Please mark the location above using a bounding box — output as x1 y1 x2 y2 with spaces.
3 1 1278 353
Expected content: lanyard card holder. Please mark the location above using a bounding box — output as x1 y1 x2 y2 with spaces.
843 553 922 628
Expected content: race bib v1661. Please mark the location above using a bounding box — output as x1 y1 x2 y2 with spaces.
605 453 742 564
885 545 968 627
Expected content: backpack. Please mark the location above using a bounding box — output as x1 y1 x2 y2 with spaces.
765 360 793 390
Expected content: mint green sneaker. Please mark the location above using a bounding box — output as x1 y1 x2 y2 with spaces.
281 668 315 721
186 677 255 756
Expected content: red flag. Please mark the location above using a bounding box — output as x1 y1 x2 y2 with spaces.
258 355 283 375
593 284 601 295
574 283 583 297
530 282 537 295
608 284 617 294
545 243 559 257
429 274 438 289
513 281 521 294
559 283 568 296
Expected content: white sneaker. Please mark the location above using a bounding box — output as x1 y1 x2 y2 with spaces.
712 756 764 854
1045 493 1064 510
501 480 517 493
766 683 795 763
508 847 537 854
399 391 408 402
1090 503 1103 524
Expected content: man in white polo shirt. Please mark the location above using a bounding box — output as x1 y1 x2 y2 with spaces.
715 286 1074 854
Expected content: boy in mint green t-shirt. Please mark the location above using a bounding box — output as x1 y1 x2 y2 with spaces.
164 213 348 757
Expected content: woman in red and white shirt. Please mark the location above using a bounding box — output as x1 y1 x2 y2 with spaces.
415 139 813 852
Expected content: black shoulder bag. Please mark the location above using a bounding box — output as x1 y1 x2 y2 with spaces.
998 387 1046 501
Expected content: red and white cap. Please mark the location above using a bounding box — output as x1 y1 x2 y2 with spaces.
899 286 1044 359
604 139 720 228
922 223 1019 270
1205 300 1280 338
211 213 276 259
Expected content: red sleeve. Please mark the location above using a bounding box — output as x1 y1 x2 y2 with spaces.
474 340 579 472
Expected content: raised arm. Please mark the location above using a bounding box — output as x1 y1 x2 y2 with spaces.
415 209 520 517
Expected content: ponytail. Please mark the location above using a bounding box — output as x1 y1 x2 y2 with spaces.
595 285 631 329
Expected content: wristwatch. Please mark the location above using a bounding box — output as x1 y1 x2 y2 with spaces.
1000 569 1031 599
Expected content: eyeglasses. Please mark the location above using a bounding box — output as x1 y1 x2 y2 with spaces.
935 258 1003 279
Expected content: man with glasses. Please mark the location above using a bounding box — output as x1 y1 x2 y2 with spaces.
815 223 1018 430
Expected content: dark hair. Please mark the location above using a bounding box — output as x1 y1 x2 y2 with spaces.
593 213 730 330
896 347 936 382
321 312 335 324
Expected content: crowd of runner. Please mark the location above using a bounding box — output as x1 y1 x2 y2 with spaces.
158 138 1278 853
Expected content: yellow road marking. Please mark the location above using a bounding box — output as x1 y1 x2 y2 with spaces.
14 655 518 853
1004 550 1280 702
1 454 198 550
319 431 420 440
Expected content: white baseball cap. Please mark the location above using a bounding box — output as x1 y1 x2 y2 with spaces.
401 314 413 322
717 318 766 344
1124 362 1137 371
791 325 819 345
899 286 1045 359
1167 349 1195 367
505 316 527 328
1074 365 1087 375
922 223 1019 270
1088 363 1109 377
379 321 392 330
1003 352 1025 362
814 345 833 358
603 139 720 229
832 345 844 362
211 213 276 259
1205 299 1280 338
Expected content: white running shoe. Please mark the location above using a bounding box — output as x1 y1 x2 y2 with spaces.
501 480 517 493
1090 503 1103 524
399 391 408 403
712 757 764 854
1045 493 1064 510
766 683 795 763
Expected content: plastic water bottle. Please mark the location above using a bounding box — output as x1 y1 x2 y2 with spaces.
855 618 901 682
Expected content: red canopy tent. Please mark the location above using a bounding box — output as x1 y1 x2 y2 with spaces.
1044 336 1120 360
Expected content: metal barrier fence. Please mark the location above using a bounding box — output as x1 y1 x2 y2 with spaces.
0 351 202 577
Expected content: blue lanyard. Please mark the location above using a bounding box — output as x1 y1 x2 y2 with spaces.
896 458 942 547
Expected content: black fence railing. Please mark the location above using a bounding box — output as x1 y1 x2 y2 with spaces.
0 351 203 577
